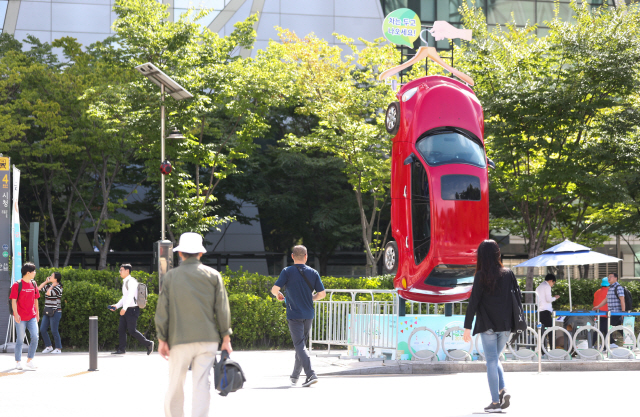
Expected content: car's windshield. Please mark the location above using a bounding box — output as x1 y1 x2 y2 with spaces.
416 131 486 168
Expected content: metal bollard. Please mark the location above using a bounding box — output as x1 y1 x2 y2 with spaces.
444 303 453 317
399 297 406 317
89 316 98 371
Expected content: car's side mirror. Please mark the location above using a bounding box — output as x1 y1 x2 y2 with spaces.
487 158 496 170
404 153 417 165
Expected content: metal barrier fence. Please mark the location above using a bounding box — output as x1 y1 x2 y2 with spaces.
405 300 467 315
309 288 640 364
310 290 399 357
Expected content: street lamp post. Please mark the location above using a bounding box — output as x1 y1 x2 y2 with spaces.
135 63 192 284
134 62 193 241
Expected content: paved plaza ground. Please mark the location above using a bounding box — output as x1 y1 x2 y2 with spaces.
1 350 638 416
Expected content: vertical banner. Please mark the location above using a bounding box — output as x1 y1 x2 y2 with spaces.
12 166 21 284
0 157 11 343
0 159 10 274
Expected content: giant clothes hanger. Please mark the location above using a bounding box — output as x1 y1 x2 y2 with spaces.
378 21 474 86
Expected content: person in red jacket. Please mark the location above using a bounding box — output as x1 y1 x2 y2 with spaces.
593 277 610 345
9 263 40 370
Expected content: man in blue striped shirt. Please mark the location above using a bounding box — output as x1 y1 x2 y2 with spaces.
594 273 625 347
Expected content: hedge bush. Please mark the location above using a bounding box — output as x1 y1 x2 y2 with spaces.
37 280 158 351
41 265 640 350
34 266 394 349
36 267 159 294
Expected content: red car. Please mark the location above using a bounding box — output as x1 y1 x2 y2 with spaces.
383 75 491 303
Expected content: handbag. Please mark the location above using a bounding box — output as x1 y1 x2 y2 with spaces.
213 350 246 396
44 306 56 317
510 271 527 333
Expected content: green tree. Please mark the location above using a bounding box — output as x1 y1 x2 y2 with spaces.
85 0 290 247
263 29 397 276
0 35 96 267
458 2 640 292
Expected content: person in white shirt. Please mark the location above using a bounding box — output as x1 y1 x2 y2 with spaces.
109 264 154 355
535 273 560 348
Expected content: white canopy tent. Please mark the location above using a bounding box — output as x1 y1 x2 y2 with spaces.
515 240 622 311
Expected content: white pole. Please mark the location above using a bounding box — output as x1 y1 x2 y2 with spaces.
160 84 165 241
567 266 573 312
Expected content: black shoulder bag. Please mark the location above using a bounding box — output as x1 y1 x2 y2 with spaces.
44 282 57 317
294 265 315 293
510 271 527 334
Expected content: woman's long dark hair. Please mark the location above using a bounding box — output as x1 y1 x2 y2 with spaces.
476 239 504 293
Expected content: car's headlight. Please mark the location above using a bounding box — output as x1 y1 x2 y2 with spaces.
402 87 418 102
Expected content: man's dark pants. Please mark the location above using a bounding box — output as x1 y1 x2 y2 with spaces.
287 318 314 380
118 306 152 351
539 310 553 348
608 315 623 344
593 316 611 345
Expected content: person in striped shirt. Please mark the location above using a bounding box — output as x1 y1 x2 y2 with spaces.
38 272 63 354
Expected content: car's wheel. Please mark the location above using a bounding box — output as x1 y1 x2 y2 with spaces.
383 241 398 274
385 102 400 135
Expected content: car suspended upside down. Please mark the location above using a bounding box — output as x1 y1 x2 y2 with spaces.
382 74 491 304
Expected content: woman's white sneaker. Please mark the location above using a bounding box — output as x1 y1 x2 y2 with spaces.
42 347 53 354
25 361 37 371
51 349 61 354
16 362 23 370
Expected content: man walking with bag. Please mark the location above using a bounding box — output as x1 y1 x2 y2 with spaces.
155 232 233 417
271 245 326 387
109 263 154 355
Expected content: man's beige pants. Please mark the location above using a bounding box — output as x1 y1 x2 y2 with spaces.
165 341 218 417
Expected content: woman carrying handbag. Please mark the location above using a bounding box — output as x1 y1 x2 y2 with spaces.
38 272 64 354
463 240 516 413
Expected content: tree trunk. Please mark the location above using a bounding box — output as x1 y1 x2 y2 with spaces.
319 253 329 277
98 233 112 270
354 189 377 277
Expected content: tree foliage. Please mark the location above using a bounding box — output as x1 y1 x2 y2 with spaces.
261 29 398 275
458 2 640 289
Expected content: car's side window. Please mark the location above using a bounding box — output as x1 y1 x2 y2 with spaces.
411 159 431 265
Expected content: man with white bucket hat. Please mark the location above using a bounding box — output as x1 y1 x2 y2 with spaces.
155 232 233 417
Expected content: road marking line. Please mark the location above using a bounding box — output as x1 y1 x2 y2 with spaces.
64 371 91 378
0 372 25 377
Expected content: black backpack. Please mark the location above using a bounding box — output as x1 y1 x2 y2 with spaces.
622 286 633 312
7 280 37 316
213 350 246 396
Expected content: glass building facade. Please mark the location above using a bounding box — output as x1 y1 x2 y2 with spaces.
1 0 635 53
380 0 620 49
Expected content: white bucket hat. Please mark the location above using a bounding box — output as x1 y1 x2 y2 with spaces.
173 232 207 254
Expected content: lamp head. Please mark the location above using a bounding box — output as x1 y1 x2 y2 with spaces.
166 127 185 140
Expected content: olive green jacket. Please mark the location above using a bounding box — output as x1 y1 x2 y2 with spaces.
155 258 232 347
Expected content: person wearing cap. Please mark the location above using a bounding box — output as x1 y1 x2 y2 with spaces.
592 277 610 345
535 273 560 349
155 232 232 417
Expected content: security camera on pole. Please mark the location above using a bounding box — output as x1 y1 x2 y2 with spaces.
135 63 192 290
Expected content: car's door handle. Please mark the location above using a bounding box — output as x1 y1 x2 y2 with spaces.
405 237 409 249
403 186 406 198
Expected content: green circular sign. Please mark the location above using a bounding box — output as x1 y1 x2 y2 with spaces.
2 251 8 257
382 8 421 48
